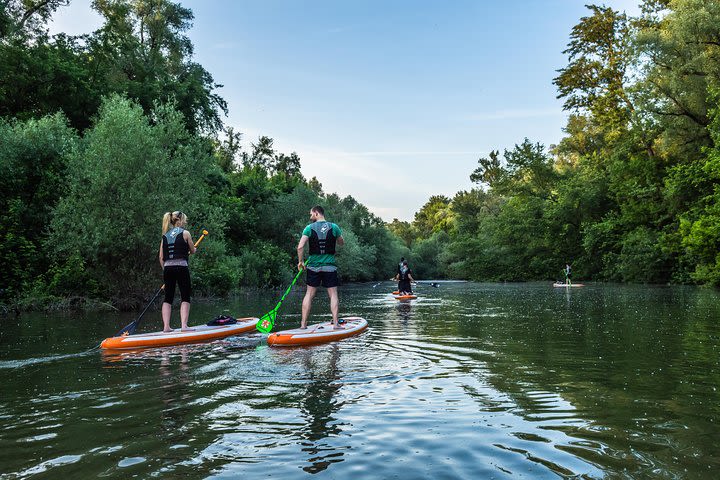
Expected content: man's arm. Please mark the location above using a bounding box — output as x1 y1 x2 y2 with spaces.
297 235 308 269
336 235 344 246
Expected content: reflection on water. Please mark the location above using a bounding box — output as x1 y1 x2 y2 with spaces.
297 345 345 473
1 282 720 478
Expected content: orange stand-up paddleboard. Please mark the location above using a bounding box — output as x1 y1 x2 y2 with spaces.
394 294 417 300
267 317 368 347
100 317 259 350
553 283 585 288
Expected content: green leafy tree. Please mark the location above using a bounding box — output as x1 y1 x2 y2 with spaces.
553 4 634 137
89 0 227 134
412 195 454 238
0 113 77 299
387 219 416 247
48 95 225 308
0 0 69 39
471 139 559 199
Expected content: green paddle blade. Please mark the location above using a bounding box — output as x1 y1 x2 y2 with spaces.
256 308 278 333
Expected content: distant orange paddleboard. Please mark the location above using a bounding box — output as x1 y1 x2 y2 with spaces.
552 283 585 288
394 294 417 300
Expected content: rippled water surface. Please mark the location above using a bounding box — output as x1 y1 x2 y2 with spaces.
1 282 720 479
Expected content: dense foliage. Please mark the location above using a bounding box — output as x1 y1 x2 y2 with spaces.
397 0 720 286
5 0 720 311
0 1 404 309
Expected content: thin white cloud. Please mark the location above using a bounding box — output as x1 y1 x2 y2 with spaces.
228 123 470 220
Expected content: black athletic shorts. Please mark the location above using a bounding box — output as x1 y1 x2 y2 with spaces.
306 269 340 288
163 265 192 303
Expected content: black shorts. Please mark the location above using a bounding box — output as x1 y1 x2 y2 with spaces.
163 265 191 303
306 269 339 288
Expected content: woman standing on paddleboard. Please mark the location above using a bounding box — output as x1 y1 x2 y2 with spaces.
159 211 197 332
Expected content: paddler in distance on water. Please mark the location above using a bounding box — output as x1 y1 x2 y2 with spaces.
159 211 197 332
564 263 572 286
297 206 345 330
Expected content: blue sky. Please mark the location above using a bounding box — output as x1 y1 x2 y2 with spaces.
50 0 640 221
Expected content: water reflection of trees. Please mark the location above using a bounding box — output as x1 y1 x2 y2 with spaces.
297 344 348 474
416 284 720 477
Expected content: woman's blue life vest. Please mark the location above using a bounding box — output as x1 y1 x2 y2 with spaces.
162 227 189 261
308 221 337 255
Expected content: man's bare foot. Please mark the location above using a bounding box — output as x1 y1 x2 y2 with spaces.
163 329 173 333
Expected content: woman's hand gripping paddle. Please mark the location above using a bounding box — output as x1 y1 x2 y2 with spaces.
113 229 209 337
257 267 305 333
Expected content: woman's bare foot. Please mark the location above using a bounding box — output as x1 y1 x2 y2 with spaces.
163 329 173 333
180 327 195 332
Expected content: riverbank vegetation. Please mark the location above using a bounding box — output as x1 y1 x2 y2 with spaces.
393 1 720 286
3 1 720 311
0 0 406 310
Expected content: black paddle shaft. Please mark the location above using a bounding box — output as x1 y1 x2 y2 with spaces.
114 286 164 337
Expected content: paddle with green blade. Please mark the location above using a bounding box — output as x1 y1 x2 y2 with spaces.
256 267 305 333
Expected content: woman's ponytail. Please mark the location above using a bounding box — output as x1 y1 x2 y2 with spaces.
162 212 171 234
163 211 187 233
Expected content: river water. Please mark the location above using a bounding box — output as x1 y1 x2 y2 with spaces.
1 282 719 479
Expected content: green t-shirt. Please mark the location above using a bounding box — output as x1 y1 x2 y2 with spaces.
302 222 342 268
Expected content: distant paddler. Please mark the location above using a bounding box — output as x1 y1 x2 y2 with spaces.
564 263 572 286
393 260 415 296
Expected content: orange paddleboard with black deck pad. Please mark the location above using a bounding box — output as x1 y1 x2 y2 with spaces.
267 317 368 347
100 317 259 350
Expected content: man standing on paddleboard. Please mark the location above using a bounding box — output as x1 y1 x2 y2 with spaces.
297 206 345 330
565 263 572 286
394 260 415 295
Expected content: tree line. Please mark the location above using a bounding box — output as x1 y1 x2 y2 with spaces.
0 0 407 310
4 0 720 312
394 0 720 286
